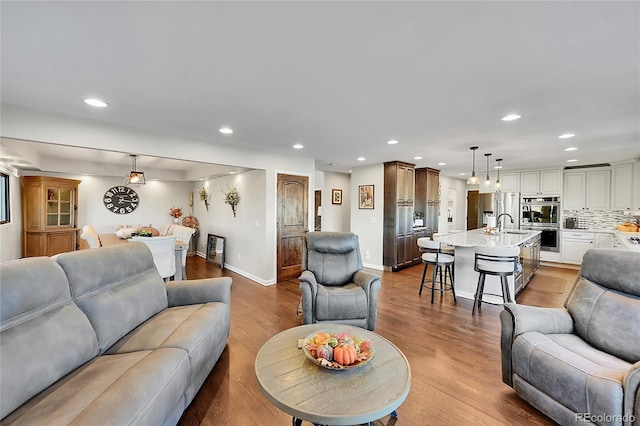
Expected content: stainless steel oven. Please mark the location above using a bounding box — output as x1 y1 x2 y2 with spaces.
521 197 560 226
521 225 560 252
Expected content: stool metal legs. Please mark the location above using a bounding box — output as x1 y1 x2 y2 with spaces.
419 262 456 304
473 273 513 315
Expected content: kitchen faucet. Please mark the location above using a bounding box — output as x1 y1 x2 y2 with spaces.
497 213 514 232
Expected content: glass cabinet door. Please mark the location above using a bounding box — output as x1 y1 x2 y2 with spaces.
46 187 74 227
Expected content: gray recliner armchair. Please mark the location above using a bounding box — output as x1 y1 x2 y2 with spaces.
299 232 381 331
500 249 640 426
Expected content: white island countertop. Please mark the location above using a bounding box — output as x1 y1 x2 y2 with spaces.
613 230 640 252
437 228 541 248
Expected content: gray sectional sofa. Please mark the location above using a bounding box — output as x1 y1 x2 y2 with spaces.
500 248 640 426
0 242 232 425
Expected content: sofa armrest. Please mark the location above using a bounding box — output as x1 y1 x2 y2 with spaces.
298 271 318 325
623 361 640 426
500 304 574 387
166 277 232 307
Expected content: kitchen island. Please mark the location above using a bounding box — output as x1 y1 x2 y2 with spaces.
436 229 541 304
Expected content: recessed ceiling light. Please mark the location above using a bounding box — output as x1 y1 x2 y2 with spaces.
438 162 446 166
567 159 579 162
293 144 304 149
83 98 108 107
559 133 575 139
501 114 522 121
414 156 423 160
458 173 467 176
387 140 399 145
329 163 337 166
564 147 578 151
357 157 366 161
494 165 503 169
219 127 233 134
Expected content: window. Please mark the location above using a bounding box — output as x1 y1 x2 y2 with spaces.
0 172 9 224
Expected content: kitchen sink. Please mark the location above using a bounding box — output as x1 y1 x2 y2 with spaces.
502 230 531 235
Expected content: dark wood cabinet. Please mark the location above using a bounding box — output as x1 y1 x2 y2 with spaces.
383 161 418 271
415 167 440 238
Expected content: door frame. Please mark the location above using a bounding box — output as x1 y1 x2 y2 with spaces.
273 170 313 283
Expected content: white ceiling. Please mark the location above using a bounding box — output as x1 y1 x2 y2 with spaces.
1 1 639 178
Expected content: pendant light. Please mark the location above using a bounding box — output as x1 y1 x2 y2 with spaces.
466 146 480 184
494 158 503 191
125 154 146 186
483 153 492 187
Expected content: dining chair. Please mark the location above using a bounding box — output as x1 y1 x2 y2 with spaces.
130 236 176 281
80 225 102 249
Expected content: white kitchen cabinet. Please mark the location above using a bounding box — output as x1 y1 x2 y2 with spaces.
561 231 595 264
563 167 611 210
586 169 610 210
477 172 519 194
500 172 520 193
611 162 635 210
521 169 562 196
595 233 615 249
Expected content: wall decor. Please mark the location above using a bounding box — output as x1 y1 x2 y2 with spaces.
332 189 343 205
103 186 139 214
359 185 374 209
199 186 210 210
222 184 240 217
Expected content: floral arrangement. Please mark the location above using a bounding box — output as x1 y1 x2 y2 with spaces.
199 187 210 211
222 184 240 217
169 206 183 218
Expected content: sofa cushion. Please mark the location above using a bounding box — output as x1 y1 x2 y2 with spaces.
512 332 630 419
315 283 369 320
55 243 169 354
104 302 231 403
0 258 99 419
566 276 640 364
1 348 190 426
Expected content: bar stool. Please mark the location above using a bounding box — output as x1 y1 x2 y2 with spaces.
417 238 456 304
472 246 520 315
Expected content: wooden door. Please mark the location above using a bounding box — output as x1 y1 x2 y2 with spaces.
277 174 308 282
467 190 479 230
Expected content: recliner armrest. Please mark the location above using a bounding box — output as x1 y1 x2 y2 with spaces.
353 270 380 291
500 303 574 387
299 271 319 325
166 277 232 307
623 361 640 426
503 303 574 336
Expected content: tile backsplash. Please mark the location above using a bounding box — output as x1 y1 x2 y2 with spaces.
562 210 637 230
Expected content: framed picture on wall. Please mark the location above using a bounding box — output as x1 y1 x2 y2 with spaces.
359 185 374 209
332 189 342 205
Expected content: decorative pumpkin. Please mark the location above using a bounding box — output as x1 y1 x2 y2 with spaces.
316 344 333 361
334 344 358 365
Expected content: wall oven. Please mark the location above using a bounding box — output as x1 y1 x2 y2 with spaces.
521 197 560 252
521 197 560 226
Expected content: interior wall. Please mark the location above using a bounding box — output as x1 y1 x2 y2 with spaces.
0 163 22 262
1 105 315 283
438 175 468 233
350 164 384 270
18 171 193 234
321 172 350 232
192 169 269 284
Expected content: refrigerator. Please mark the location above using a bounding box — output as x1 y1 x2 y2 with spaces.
477 192 520 230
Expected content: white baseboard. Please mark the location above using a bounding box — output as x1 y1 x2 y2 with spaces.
195 251 276 286
363 262 385 271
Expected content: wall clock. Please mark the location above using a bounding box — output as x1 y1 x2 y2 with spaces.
103 186 139 215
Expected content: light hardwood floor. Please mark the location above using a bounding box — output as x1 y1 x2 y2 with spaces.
178 256 578 425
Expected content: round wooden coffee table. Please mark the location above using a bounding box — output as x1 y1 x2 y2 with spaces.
255 324 411 425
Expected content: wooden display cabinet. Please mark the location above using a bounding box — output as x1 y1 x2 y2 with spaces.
21 176 80 257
